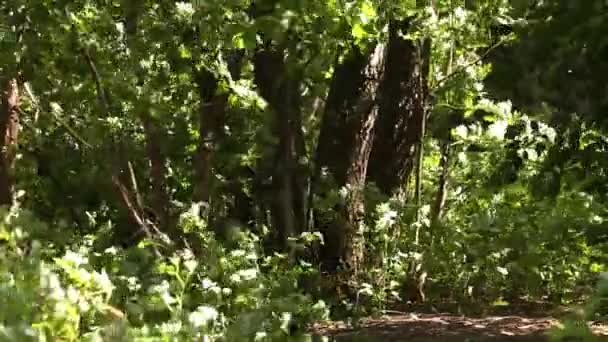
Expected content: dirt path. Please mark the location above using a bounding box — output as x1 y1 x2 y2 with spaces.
311 313 608 341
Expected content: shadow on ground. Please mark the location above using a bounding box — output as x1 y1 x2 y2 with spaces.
310 312 608 342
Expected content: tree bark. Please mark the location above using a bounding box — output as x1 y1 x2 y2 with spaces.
192 49 244 207
141 114 171 229
253 47 307 252
431 141 450 225
368 19 431 196
123 5 172 233
341 44 385 280
0 77 19 206
193 69 228 205
316 49 371 185
315 44 386 282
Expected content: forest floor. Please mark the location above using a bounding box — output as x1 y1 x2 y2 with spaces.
310 302 608 341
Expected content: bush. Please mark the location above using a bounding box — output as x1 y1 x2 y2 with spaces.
549 273 608 342
0 205 329 341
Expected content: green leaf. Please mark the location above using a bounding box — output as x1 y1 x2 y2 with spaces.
178 44 191 58
352 23 366 40
359 0 376 24
243 30 258 50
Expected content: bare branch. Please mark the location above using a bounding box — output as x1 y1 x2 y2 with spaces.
81 48 111 114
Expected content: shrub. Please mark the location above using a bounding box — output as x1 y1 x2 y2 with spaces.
0 205 329 341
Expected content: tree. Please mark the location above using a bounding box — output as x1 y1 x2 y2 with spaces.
316 43 385 283
368 18 430 197
0 76 19 206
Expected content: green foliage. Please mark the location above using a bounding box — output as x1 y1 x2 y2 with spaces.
0 206 328 341
0 206 112 341
549 273 608 341
342 95 604 312
0 0 606 339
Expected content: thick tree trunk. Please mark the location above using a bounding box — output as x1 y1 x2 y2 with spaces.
193 69 228 205
316 49 371 185
341 44 385 279
0 77 19 206
368 20 431 196
253 48 307 251
315 44 386 283
314 49 368 272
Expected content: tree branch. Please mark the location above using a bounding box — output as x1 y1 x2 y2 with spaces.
81 48 111 114
430 38 508 95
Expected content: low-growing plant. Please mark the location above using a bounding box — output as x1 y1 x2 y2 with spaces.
0 205 329 341
549 273 608 342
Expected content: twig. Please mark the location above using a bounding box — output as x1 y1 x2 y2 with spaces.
23 82 40 123
112 176 148 235
18 99 94 150
127 161 144 212
81 48 111 114
381 309 409 315
430 38 509 95
111 176 161 256
125 160 169 240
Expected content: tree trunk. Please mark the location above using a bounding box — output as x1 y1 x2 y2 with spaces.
123 2 172 236
141 114 171 229
253 48 307 252
0 77 19 206
81 45 172 247
341 44 385 280
193 69 228 205
368 19 431 196
315 44 386 283
431 141 450 225
192 49 244 207
315 49 370 186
